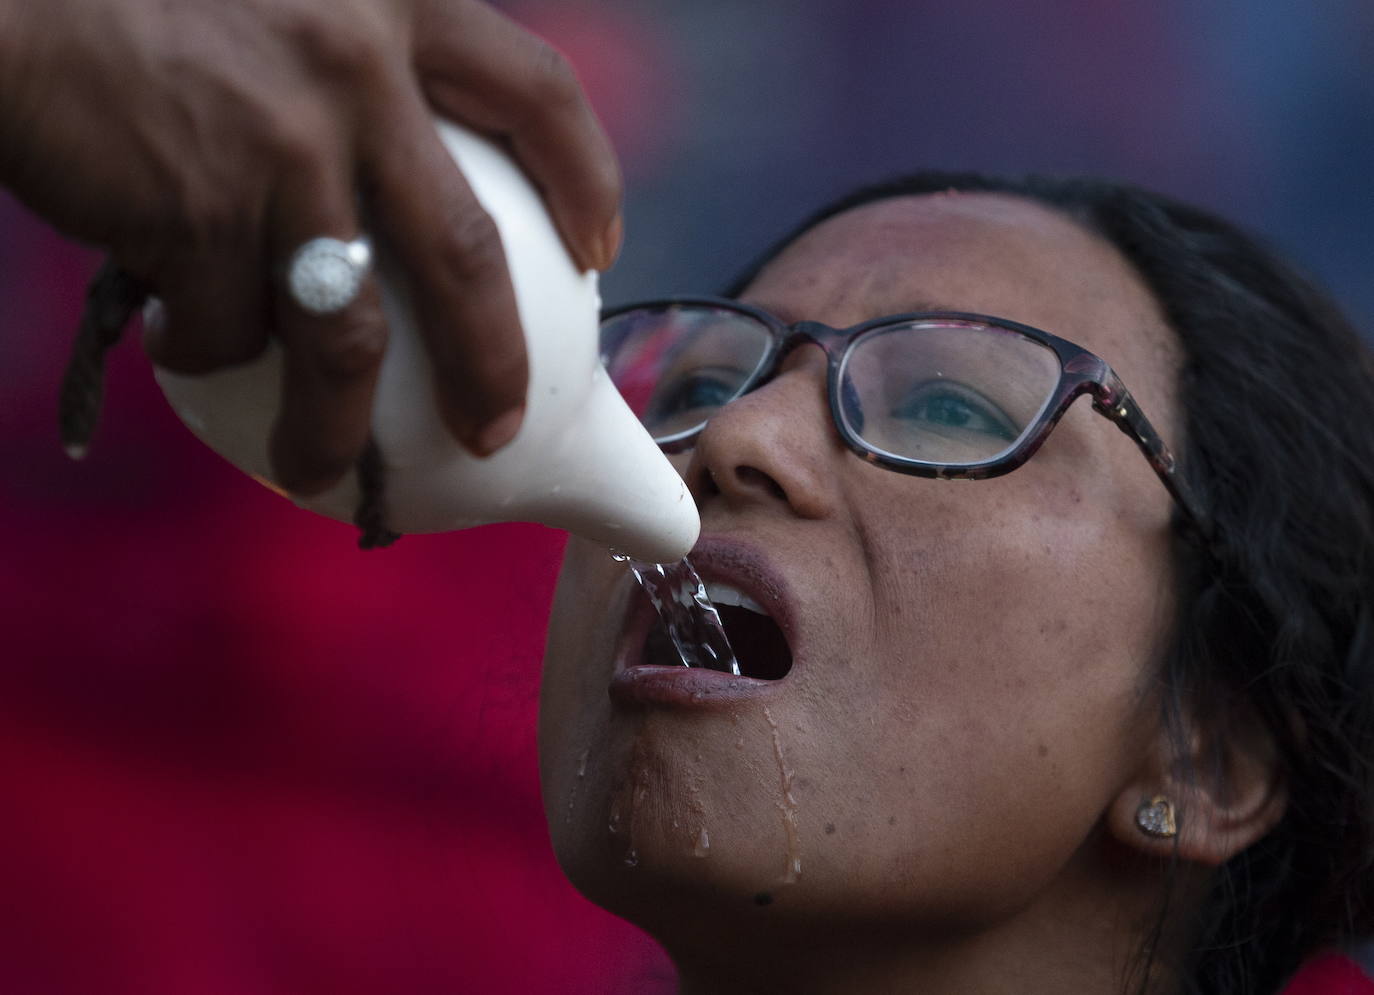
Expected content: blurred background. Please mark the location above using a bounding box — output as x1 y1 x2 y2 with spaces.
1 1 1370 992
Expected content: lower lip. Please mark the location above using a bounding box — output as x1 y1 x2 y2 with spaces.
609 666 776 709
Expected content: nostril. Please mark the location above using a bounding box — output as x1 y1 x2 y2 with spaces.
694 465 722 500
734 466 788 503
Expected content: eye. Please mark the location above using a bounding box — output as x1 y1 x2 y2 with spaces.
644 367 744 422
890 380 1018 441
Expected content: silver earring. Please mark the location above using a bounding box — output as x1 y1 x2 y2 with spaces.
1136 795 1178 838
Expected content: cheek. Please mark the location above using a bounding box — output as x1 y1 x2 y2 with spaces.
789 473 1169 913
858 469 1168 752
857 411 1173 687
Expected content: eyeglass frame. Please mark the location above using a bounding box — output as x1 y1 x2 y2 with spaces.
600 295 1209 538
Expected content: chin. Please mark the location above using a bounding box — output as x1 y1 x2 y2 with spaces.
539 534 810 918
545 707 808 927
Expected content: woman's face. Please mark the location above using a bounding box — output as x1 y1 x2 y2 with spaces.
539 193 1182 943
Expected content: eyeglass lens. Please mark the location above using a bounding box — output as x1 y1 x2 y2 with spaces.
601 306 1062 466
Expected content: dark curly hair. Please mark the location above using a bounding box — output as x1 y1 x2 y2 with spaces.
727 173 1374 994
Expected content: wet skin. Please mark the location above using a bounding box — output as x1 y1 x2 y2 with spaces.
539 194 1189 991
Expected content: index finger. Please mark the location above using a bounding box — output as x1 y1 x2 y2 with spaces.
412 0 624 272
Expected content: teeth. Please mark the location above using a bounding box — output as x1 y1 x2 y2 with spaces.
704 582 767 615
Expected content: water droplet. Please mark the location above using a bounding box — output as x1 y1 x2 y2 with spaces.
763 705 802 886
613 554 740 675
693 827 711 858
577 749 589 778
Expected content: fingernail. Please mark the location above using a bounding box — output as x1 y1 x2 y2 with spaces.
594 215 623 272
140 298 167 356
472 406 525 457
143 298 166 332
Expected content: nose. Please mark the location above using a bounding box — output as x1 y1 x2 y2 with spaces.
683 344 845 520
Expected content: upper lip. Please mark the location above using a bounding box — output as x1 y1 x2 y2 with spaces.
613 533 800 676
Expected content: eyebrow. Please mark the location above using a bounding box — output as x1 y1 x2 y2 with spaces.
876 300 966 317
745 299 968 326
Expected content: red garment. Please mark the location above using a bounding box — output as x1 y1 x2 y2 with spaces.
1284 953 1374 995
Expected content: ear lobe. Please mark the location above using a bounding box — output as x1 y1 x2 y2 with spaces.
1107 709 1288 867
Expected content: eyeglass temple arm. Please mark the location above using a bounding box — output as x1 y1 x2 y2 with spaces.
1092 375 1210 539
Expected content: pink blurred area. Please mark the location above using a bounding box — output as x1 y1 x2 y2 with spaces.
3 0 1371 989
0 202 672 993
0 2 690 987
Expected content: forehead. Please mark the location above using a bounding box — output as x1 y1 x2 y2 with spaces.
742 193 1180 415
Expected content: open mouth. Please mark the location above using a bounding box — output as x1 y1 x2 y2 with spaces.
639 581 793 680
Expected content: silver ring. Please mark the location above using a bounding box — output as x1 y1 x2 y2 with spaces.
285 236 372 315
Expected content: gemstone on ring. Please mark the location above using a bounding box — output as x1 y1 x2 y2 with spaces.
286 236 372 315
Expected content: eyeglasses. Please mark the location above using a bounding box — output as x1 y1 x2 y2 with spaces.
600 296 1207 534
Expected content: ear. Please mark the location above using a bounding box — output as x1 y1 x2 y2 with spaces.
1106 703 1287 866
